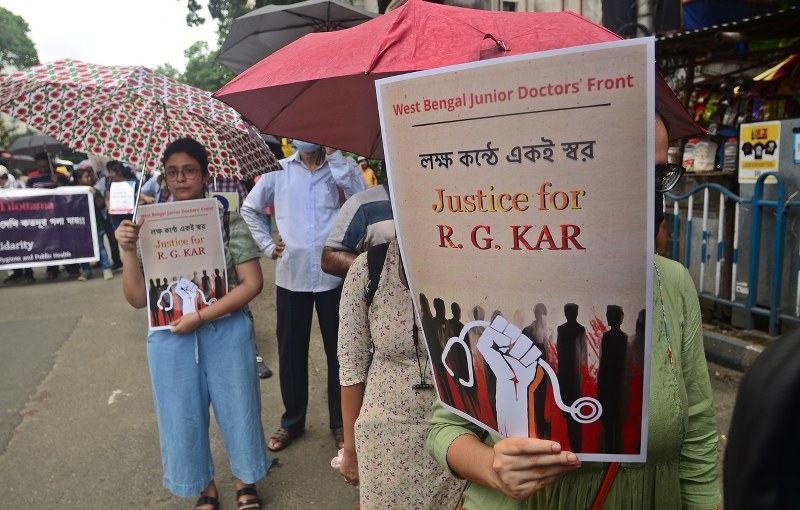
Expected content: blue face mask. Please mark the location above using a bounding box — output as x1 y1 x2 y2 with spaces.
293 140 322 154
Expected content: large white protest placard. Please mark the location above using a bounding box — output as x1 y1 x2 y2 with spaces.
377 39 655 462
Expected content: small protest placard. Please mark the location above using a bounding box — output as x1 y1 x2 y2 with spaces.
376 39 654 462
137 198 227 330
108 181 135 215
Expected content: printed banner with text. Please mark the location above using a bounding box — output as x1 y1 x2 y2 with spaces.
138 198 227 331
377 39 655 462
0 187 98 270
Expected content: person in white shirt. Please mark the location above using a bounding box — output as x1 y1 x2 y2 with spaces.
0 165 23 188
241 141 366 453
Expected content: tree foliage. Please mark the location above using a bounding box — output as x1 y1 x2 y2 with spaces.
186 0 271 43
0 7 39 73
182 41 236 92
0 8 39 148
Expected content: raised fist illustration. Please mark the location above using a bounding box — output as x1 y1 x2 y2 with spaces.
477 316 542 437
174 278 200 314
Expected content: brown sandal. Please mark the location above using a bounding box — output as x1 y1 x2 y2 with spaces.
268 427 300 452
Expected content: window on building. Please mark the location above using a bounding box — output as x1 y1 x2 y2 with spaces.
502 0 517 11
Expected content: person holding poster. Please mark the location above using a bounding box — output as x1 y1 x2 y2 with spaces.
116 138 269 510
106 161 137 232
426 114 721 510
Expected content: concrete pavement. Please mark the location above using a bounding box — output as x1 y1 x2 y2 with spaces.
0 261 358 509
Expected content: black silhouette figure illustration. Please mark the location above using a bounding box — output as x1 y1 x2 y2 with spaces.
149 278 160 326
214 268 225 299
598 305 628 453
201 270 211 300
556 303 588 451
420 294 456 407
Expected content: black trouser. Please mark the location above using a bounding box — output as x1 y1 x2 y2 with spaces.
12 267 54 278
275 285 343 435
104 214 121 265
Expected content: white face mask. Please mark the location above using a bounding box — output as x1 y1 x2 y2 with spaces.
293 140 322 154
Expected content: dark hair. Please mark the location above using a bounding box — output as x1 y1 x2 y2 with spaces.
71 167 93 183
162 137 209 176
34 152 49 162
108 160 135 180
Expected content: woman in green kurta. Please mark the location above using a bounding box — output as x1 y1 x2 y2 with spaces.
426 116 721 510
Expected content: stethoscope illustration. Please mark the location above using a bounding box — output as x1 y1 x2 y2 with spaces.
158 277 217 313
441 320 602 424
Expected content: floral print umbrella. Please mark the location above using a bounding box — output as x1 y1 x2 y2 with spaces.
0 59 279 179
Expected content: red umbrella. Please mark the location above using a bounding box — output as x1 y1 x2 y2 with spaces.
214 0 700 158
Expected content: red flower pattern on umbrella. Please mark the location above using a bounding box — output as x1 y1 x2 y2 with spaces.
0 59 279 179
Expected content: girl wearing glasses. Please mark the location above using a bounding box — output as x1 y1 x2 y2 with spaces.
116 138 268 510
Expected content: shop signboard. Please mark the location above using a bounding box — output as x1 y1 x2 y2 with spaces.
738 120 781 183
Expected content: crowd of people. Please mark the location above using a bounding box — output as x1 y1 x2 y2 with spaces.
7 118 762 510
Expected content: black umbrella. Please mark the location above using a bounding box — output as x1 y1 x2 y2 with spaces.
217 0 376 74
8 133 66 156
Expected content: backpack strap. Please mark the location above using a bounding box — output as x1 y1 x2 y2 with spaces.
366 242 391 308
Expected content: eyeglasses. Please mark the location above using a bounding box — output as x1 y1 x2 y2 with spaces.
655 163 685 192
164 166 201 181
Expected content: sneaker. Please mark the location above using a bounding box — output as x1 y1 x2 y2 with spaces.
78 271 92 281
256 356 273 379
23 275 35 285
103 269 113 280
111 262 123 273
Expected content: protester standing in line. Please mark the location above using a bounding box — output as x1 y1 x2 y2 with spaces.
338 240 463 509
321 183 394 278
106 161 138 232
241 141 366 452
71 165 113 281
426 113 721 510
356 156 378 187
322 181 395 510
93 160 124 271
116 138 269 510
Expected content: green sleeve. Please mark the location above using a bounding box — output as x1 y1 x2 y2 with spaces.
674 264 722 510
227 211 260 266
426 401 485 479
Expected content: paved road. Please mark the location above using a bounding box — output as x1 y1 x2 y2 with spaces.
0 262 741 508
0 262 358 509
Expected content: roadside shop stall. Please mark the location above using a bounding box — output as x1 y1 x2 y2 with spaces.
655 5 800 335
